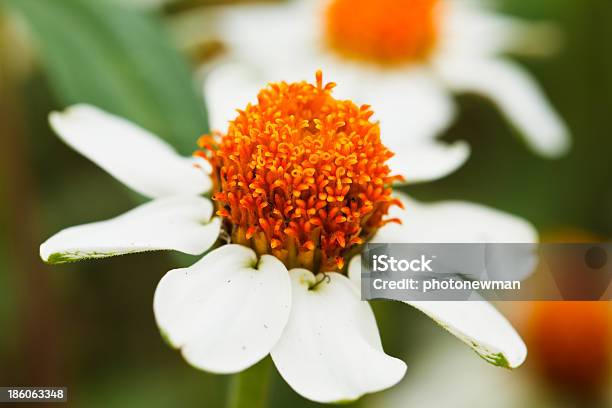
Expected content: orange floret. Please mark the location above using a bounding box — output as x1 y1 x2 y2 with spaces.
197 72 402 273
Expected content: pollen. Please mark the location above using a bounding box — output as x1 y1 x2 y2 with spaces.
325 0 439 65
197 72 402 273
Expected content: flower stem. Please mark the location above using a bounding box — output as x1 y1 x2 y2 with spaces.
226 357 272 408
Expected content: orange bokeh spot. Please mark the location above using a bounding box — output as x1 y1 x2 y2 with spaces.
197 72 402 273
325 0 440 65
527 301 612 396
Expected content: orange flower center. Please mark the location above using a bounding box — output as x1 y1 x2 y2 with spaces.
197 72 402 273
325 0 439 65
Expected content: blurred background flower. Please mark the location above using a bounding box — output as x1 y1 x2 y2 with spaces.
1 0 611 407
201 0 570 173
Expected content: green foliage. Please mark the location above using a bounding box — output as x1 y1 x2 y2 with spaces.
4 0 208 155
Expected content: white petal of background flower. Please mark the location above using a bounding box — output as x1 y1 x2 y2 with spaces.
439 0 561 57
204 64 261 131
433 56 570 157
389 139 470 183
350 68 456 142
374 193 537 244
271 269 406 403
212 1 319 67
405 299 527 368
154 244 291 374
49 104 211 198
40 195 221 263
340 68 470 182
208 0 570 159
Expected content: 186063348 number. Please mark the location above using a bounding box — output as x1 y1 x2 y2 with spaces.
1 387 67 403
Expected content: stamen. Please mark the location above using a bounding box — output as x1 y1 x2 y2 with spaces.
197 71 402 273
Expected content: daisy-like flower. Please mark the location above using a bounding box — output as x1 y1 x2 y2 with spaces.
205 0 570 178
41 72 535 403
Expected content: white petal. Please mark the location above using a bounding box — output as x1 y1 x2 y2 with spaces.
348 255 361 292
40 196 220 263
204 64 261 131
405 299 527 368
374 193 537 244
434 57 570 157
213 1 319 66
361 69 456 142
390 139 470 183
271 269 406 403
348 258 526 368
438 0 561 57
348 69 469 182
49 104 211 198
154 245 291 374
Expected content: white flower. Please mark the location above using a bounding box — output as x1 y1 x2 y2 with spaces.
41 74 536 403
205 0 570 165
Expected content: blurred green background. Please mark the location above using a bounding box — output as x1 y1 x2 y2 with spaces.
0 0 611 407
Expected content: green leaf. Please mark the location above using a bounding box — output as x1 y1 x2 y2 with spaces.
4 0 208 154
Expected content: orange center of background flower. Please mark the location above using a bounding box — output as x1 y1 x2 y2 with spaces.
325 0 439 65
197 72 401 273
